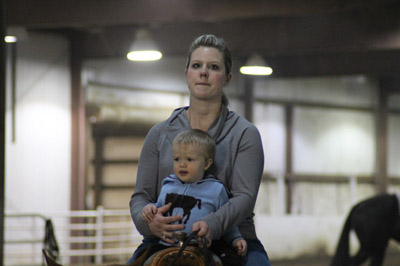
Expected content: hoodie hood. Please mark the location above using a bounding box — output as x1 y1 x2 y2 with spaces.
162 173 222 187
165 105 241 145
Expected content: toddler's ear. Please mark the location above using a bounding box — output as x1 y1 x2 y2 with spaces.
204 158 213 171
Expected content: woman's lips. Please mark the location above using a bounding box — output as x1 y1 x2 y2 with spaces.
196 82 210 86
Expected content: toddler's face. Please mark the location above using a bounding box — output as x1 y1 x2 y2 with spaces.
172 143 212 183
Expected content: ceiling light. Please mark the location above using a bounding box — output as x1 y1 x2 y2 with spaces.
4 36 17 43
4 26 28 43
240 54 273 76
127 29 162 61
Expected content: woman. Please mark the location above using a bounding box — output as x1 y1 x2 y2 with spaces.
128 34 270 266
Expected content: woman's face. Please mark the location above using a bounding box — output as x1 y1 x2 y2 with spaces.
185 47 231 103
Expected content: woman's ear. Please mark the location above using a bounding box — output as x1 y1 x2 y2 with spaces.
204 158 213 171
225 73 232 86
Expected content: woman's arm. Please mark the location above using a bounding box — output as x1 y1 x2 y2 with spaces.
202 125 264 239
129 125 162 235
129 123 184 237
216 186 244 245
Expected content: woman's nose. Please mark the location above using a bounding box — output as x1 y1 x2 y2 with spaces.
200 66 208 77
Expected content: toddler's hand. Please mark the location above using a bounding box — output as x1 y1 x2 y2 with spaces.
141 204 157 223
233 238 247 256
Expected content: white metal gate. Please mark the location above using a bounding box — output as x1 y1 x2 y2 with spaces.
5 207 142 265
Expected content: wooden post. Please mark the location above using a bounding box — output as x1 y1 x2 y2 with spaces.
94 137 104 207
0 0 7 264
70 31 86 211
70 31 86 263
285 104 293 214
243 76 254 122
375 79 390 193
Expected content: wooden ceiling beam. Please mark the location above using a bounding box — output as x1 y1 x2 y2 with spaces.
6 0 400 77
7 0 397 29
76 9 400 59
269 50 400 77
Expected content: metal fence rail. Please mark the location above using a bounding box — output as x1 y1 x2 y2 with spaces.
5 213 49 265
5 207 142 266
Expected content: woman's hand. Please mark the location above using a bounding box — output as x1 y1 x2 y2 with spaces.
147 203 184 244
192 220 212 247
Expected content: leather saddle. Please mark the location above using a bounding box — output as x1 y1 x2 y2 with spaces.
43 231 223 266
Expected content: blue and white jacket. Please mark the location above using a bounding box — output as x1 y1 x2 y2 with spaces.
154 173 242 245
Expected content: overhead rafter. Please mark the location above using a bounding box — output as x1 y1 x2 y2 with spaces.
8 0 398 29
6 0 400 77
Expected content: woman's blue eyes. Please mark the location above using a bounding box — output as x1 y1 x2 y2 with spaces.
191 63 219 70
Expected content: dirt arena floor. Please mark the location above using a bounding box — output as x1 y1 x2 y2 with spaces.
270 250 400 266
